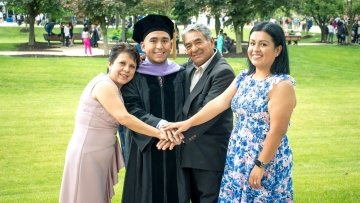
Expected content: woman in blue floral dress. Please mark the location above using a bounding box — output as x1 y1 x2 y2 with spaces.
163 21 296 202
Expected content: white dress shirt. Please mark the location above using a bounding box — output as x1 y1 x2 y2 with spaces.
190 50 217 92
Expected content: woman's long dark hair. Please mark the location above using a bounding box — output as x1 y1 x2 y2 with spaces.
247 22 290 75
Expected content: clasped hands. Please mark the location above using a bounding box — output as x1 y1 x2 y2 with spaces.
157 121 191 150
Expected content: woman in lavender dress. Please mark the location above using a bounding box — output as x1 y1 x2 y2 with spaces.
164 22 296 202
59 43 171 203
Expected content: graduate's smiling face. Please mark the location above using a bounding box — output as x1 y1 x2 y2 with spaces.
141 31 172 64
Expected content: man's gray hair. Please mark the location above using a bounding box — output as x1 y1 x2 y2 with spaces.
181 23 212 41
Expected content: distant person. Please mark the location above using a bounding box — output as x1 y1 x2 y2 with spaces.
327 22 335 44
127 17 133 29
68 22 74 46
91 24 100 48
307 18 313 32
35 15 41 25
59 43 169 203
351 21 359 43
64 24 70 47
135 43 145 60
83 17 90 28
216 29 224 55
223 33 234 53
45 20 55 36
0 11 4 23
337 21 346 44
82 27 92 55
164 21 296 202
59 22 65 45
16 14 23 26
206 14 211 26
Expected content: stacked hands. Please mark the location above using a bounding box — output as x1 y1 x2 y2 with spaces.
157 120 266 189
156 121 191 150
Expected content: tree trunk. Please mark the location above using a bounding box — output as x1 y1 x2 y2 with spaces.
346 24 352 44
320 25 327 42
319 19 327 43
115 15 120 30
121 17 126 42
28 15 36 46
240 24 244 43
215 14 221 36
100 23 109 55
234 22 243 54
133 15 138 25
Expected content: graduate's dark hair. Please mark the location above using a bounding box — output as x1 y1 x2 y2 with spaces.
108 43 141 73
247 21 290 75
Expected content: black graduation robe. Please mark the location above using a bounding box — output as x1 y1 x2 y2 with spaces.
121 69 186 203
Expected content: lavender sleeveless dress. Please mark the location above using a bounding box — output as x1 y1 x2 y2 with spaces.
59 73 125 203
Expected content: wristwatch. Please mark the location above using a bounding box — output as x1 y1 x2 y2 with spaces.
254 159 269 168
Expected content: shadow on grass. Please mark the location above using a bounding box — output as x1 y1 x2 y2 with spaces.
0 42 62 52
17 42 63 52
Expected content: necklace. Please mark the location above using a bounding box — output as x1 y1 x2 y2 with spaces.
251 72 271 81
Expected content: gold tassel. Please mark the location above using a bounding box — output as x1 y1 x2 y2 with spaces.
172 23 177 60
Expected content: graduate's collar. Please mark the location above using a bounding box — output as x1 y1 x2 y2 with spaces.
137 58 181 76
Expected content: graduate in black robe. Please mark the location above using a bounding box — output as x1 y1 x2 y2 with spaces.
120 14 186 203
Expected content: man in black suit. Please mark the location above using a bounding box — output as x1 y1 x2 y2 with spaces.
179 23 235 203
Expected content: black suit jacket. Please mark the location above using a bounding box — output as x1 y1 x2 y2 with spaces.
181 51 235 171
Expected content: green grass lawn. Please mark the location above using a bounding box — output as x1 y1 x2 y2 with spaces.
0 44 359 202
0 26 84 51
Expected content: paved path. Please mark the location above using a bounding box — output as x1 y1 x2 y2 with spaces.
0 41 332 57
0 42 189 57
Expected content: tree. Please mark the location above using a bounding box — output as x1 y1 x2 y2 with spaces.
223 0 256 54
142 0 176 15
172 0 199 25
299 0 343 42
343 0 360 44
220 0 294 53
5 0 64 46
64 0 140 55
200 0 227 38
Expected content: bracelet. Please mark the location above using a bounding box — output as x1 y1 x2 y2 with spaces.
254 159 269 168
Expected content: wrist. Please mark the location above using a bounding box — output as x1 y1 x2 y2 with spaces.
254 159 269 169
156 130 162 139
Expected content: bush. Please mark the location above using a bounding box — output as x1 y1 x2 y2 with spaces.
109 28 133 42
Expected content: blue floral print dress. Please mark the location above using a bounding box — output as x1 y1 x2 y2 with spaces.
218 70 295 203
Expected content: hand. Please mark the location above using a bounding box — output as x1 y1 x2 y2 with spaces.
159 127 182 143
156 139 178 150
163 120 191 137
248 165 265 189
157 129 169 141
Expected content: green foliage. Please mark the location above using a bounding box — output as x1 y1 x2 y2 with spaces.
66 0 125 24
109 28 133 42
141 0 175 15
6 0 65 20
171 0 205 25
300 0 343 17
298 0 343 41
